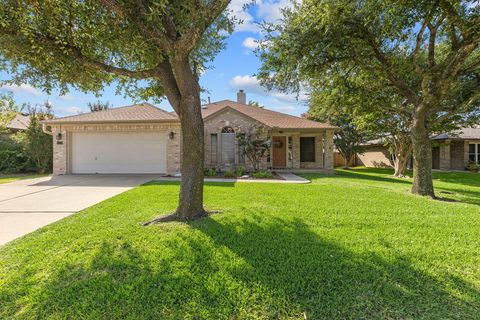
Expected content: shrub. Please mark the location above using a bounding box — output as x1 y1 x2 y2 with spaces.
204 168 217 177
0 149 29 173
234 166 245 177
237 126 271 171
251 170 274 179
466 162 479 172
223 170 236 178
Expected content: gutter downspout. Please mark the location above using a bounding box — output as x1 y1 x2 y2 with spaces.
42 123 53 135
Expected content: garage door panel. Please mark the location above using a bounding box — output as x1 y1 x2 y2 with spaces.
71 132 167 173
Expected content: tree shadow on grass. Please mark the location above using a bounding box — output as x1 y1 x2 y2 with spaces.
5 213 478 319
189 214 480 319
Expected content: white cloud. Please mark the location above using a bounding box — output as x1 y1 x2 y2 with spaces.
55 106 84 116
57 94 75 101
228 0 299 33
271 105 296 112
230 75 265 95
230 74 307 105
0 83 43 96
257 0 295 25
243 37 259 50
228 0 259 33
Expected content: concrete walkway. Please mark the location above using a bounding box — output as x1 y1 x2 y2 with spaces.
0 174 158 245
155 172 310 184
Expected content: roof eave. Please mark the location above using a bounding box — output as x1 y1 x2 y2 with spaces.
41 119 180 125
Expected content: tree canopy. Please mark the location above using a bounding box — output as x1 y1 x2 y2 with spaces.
258 0 480 197
0 0 234 219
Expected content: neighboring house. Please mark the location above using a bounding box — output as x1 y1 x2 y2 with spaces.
6 113 30 132
355 138 396 168
42 91 336 175
352 126 480 171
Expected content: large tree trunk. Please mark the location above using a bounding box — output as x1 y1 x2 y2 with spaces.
411 111 435 197
170 59 206 219
176 95 205 219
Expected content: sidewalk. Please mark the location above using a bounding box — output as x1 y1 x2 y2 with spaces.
155 172 310 184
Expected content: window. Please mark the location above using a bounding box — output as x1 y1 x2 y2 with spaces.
210 134 217 163
469 143 480 164
221 127 236 164
300 137 315 162
221 126 235 133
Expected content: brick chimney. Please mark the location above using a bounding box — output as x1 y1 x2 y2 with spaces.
237 89 246 104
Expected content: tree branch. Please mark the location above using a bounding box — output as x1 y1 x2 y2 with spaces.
99 0 173 53
412 19 428 73
179 0 230 53
357 25 418 105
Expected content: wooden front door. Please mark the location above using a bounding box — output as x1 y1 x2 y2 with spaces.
272 136 287 168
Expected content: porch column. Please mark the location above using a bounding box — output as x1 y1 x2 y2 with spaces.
316 133 323 168
323 130 334 170
439 142 451 171
292 133 301 169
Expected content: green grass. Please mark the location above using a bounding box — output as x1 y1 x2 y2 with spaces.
0 173 48 184
0 168 479 319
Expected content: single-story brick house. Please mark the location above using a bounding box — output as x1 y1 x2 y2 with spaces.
351 126 480 171
43 91 336 175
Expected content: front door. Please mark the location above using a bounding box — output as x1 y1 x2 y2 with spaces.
272 136 287 168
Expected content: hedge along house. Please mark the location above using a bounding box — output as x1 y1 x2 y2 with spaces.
42 91 336 175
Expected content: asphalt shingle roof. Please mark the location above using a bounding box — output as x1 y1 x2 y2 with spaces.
432 126 480 140
44 100 336 130
43 103 178 124
202 100 336 129
7 113 30 130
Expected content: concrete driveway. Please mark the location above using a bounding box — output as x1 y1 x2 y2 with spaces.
0 174 159 245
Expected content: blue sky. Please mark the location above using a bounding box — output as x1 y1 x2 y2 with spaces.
0 0 308 117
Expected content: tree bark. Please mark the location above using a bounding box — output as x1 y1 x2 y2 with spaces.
169 58 206 220
393 154 409 177
175 95 206 219
343 153 352 169
411 110 435 197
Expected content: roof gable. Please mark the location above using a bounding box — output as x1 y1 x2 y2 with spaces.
203 105 268 128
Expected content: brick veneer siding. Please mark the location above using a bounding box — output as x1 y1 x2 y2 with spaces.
449 141 465 170
52 127 68 175
204 109 267 171
439 143 451 171
50 122 181 174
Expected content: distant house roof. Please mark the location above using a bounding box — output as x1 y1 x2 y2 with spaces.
432 126 480 140
6 113 30 131
43 103 179 124
201 100 336 129
42 100 336 130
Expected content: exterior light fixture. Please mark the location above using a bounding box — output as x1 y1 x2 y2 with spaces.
56 132 63 140
169 131 175 140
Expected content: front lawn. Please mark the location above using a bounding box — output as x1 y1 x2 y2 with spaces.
0 173 48 184
0 168 479 319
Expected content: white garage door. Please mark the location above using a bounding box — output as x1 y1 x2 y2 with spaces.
71 132 167 174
